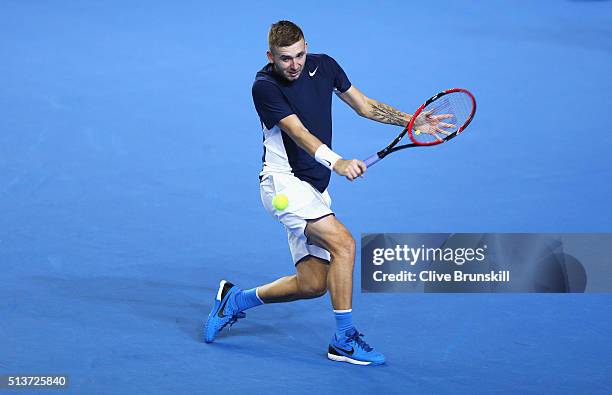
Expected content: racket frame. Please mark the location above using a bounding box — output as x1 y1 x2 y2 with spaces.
364 88 476 167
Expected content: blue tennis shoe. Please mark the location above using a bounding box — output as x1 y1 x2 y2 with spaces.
203 280 245 343
327 328 385 366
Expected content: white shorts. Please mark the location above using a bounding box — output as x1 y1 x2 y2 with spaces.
260 173 333 265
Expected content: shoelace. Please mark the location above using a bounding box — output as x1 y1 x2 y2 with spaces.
346 331 373 352
219 311 246 332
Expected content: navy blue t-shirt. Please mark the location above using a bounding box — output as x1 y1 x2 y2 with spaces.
252 53 351 192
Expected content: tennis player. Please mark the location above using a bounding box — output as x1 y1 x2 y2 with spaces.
204 20 442 366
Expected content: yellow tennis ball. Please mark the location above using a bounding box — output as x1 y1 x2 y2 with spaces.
272 194 289 210
415 129 421 135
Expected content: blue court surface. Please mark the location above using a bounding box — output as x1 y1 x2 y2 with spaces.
2 1 611 393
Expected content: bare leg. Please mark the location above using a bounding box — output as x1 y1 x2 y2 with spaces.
257 256 329 303
304 215 355 310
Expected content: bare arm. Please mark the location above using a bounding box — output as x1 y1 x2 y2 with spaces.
277 114 325 157
338 85 412 127
277 114 366 181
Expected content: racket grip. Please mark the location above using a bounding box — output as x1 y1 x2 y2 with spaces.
363 153 381 168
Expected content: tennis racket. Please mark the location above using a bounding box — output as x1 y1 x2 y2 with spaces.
363 88 476 167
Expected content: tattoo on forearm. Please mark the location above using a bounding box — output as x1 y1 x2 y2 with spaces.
369 101 409 126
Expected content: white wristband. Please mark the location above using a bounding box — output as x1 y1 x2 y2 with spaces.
314 144 342 170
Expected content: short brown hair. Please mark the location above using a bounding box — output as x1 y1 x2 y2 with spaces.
268 20 304 49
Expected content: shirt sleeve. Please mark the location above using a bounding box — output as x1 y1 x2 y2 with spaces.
325 54 351 93
252 80 294 130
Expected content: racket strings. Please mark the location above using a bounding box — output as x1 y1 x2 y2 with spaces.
413 92 473 144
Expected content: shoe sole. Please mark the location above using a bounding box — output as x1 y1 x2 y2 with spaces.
203 280 230 343
327 352 384 366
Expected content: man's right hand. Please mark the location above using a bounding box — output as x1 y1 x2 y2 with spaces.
333 159 367 181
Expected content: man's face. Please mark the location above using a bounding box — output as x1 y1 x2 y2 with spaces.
267 39 307 81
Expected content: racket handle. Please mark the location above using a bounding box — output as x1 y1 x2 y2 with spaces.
363 153 381 168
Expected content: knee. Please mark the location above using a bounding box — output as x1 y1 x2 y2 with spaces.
329 231 355 262
298 279 327 299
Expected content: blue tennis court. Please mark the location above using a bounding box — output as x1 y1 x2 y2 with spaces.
1 1 611 393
